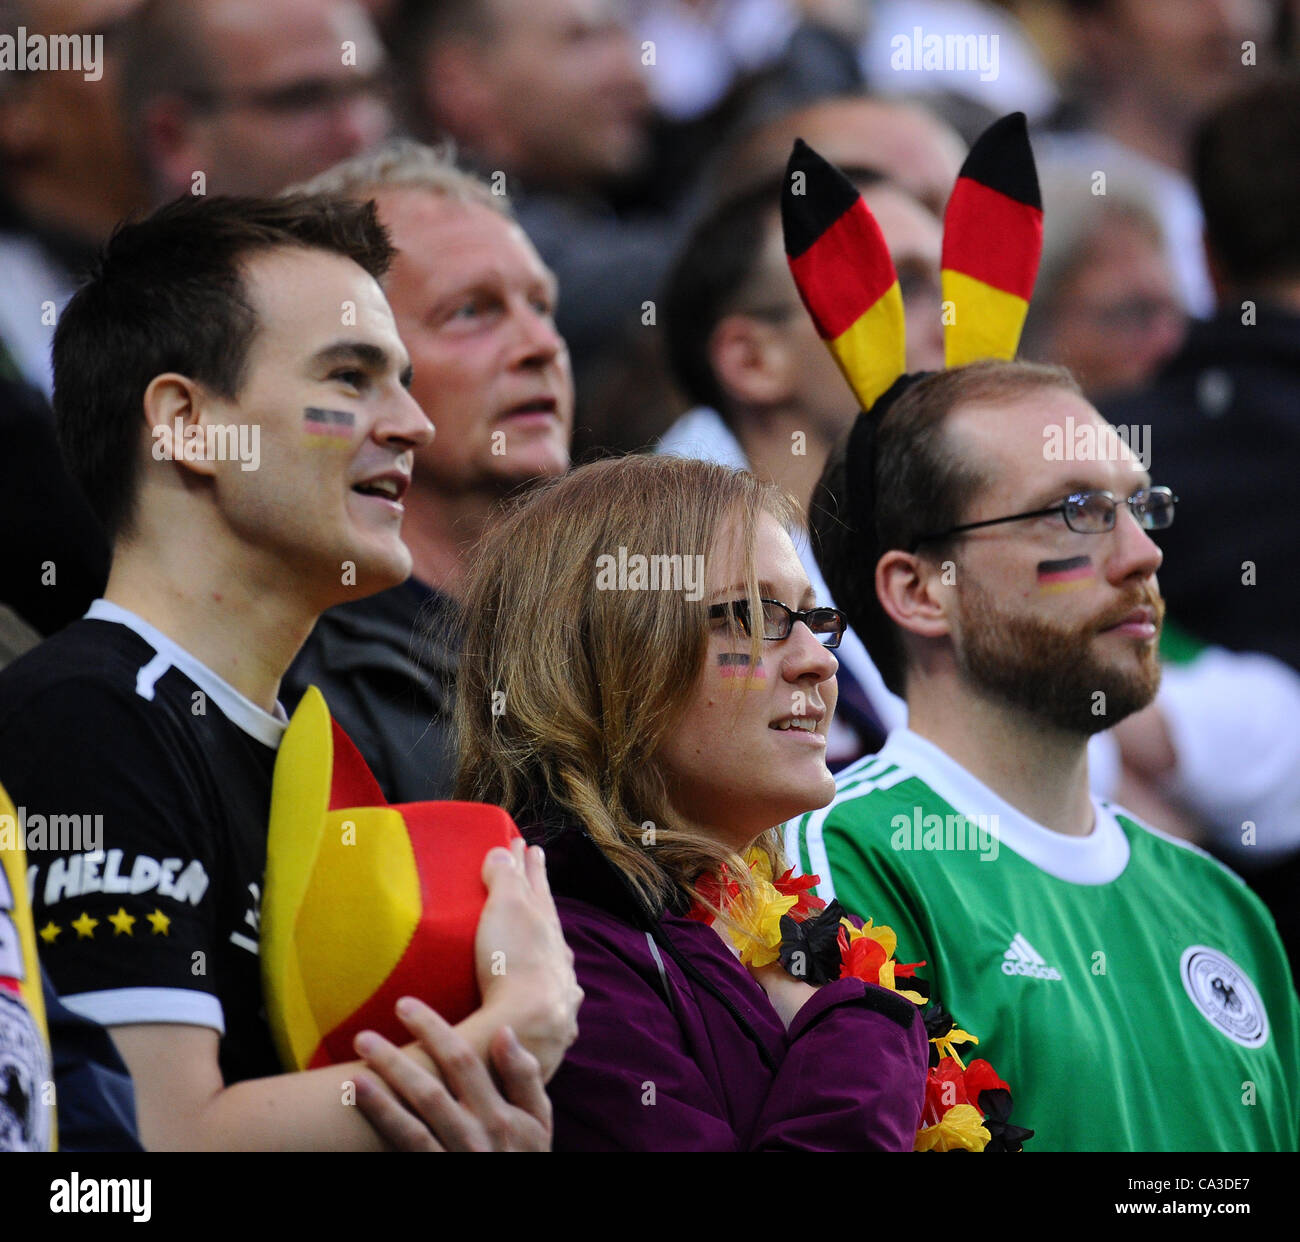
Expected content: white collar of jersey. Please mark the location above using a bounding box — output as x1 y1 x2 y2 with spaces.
85 599 288 749
876 728 1132 885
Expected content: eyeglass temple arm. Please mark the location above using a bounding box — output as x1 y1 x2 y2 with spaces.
912 505 1064 549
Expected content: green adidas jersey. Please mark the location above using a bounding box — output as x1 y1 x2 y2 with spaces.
789 728 1300 1152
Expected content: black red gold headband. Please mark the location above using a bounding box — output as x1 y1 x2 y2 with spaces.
781 112 1044 412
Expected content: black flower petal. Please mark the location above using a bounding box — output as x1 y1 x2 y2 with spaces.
778 899 847 984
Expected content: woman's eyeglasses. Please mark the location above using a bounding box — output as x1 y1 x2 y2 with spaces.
707 598 846 649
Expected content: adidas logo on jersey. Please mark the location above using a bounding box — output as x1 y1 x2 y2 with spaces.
1001 933 1062 980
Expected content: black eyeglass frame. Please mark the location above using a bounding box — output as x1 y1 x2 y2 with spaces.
912 486 1177 552
707 598 847 649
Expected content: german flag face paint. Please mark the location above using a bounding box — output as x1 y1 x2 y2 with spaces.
717 651 768 689
1037 555 1095 594
783 139 906 413
303 406 355 443
941 113 1043 368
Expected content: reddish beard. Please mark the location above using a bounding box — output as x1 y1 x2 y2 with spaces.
954 577 1165 735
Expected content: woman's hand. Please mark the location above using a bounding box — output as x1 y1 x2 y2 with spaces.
709 922 822 1029
353 1000 552 1151
472 838 583 1079
748 961 821 1030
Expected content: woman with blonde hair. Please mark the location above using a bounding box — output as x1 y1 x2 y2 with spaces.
456 454 927 1150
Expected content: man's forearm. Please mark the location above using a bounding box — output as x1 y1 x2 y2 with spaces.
111 1004 553 1151
183 1013 554 1150
109 1023 405 1151
187 1059 394 1151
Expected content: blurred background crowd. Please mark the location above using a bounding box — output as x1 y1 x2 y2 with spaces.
2 0 1299 979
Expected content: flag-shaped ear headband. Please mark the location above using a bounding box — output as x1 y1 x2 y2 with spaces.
782 110 1043 418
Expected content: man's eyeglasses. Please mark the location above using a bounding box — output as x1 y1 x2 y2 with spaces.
913 486 1177 550
707 598 846 649
186 74 393 117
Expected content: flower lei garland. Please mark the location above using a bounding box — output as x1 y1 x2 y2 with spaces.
688 849 1033 1153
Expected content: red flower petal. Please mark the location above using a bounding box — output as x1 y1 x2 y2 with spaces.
841 935 887 984
693 870 741 920
772 867 827 920
924 1058 971 1115
964 1059 1009 1100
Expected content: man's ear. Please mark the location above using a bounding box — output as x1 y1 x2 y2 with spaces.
140 97 206 200
708 313 792 408
420 40 499 153
875 549 952 641
142 373 220 480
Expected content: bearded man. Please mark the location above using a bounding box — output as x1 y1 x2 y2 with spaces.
787 359 1300 1152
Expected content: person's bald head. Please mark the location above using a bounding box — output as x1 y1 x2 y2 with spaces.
401 0 652 192
124 0 392 199
717 96 967 217
1064 0 1273 126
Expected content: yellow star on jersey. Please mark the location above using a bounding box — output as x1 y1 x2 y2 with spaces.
71 911 98 940
38 921 61 944
107 907 136 937
146 908 171 936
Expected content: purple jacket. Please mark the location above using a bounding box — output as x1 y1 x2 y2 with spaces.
537 824 928 1151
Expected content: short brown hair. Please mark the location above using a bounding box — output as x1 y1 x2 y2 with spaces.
811 360 1081 697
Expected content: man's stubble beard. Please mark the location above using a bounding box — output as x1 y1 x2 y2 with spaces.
953 575 1164 736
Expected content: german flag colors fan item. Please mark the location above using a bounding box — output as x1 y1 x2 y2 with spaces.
783 138 907 413
940 112 1043 368
782 112 1043 409
261 686 520 1071
0 779 56 1150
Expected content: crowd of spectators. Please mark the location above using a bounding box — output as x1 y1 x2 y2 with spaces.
1 0 1298 1155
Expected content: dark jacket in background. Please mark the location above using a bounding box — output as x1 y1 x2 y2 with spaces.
45 978 142 1152
534 819 928 1151
1103 304 1300 670
0 376 109 640
1105 303 1300 987
282 580 460 804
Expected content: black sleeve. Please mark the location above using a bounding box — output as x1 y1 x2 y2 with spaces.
0 379 109 636
0 678 226 1032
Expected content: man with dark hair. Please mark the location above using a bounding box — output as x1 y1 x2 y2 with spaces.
0 192 579 1149
789 359 1300 1150
52 193 399 546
